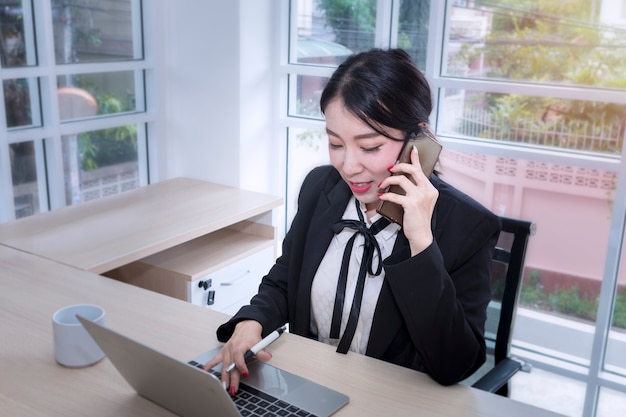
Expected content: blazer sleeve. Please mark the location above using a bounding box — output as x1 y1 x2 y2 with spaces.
216 166 340 341
379 182 501 385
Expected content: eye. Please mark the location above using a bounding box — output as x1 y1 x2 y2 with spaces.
329 142 343 150
362 145 382 152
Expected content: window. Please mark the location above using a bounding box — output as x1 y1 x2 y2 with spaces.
430 3 626 414
281 1 626 416
0 0 152 222
283 0 432 223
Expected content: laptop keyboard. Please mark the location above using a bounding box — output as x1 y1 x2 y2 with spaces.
188 361 318 417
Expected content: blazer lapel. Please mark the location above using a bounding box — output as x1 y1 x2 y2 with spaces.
292 178 352 334
366 232 408 357
300 180 352 284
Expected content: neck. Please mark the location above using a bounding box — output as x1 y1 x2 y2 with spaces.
364 203 378 221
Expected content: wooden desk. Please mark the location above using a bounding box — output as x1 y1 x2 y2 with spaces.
0 177 282 274
0 245 564 417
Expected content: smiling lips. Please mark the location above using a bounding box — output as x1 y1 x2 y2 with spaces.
349 181 373 194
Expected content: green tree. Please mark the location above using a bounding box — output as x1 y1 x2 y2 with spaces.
318 0 377 53
316 0 431 69
51 1 137 170
461 0 626 153
397 0 431 69
78 92 137 171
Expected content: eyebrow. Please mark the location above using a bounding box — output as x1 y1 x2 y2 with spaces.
325 128 381 140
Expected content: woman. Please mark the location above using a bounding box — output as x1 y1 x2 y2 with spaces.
205 48 501 395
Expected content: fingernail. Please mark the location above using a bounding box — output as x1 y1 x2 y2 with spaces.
377 193 383 197
222 381 227 391
242 372 249 378
230 385 236 396
387 165 394 171
377 181 382 188
412 145 418 153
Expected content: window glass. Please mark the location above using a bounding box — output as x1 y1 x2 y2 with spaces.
3 78 42 129
605 231 626 378
1 0 146 222
438 89 626 156
444 1 626 89
397 0 430 70
10 141 40 218
510 367 586 417
439 149 616 367
0 0 36 67
286 127 329 224
295 37 354 66
292 0 431 69
292 0 375 65
606 323 626 378
57 71 140 121
289 74 329 119
52 0 141 64
597 386 626 417
62 125 139 205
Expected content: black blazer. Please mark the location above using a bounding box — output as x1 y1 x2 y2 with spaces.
217 165 501 385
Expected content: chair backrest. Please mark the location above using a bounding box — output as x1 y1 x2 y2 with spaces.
486 216 536 365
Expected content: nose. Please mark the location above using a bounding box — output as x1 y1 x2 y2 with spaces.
341 148 362 176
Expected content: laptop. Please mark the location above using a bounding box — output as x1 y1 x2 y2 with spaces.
77 316 349 417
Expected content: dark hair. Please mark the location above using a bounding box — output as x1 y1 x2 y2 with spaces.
320 48 432 141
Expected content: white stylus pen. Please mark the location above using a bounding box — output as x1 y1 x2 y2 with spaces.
225 325 286 373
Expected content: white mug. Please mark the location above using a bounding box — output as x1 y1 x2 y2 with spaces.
52 304 105 367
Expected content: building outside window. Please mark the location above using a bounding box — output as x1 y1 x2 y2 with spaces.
0 0 152 222
281 1 626 416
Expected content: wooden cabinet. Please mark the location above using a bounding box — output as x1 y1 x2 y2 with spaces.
0 178 283 314
104 220 276 313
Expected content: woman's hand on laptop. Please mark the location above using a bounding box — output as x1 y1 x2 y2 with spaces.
203 320 272 396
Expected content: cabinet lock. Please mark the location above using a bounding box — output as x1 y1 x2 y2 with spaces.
198 279 212 290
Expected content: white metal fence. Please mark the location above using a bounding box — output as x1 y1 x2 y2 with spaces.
459 105 624 155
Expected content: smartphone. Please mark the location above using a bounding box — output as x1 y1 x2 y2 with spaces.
376 129 442 225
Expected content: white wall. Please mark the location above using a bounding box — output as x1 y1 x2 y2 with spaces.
239 1 282 197
162 0 241 186
159 0 279 195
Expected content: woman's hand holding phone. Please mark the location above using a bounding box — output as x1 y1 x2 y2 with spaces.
378 145 439 256
376 129 441 224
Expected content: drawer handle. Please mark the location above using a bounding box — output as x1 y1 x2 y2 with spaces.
220 269 251 286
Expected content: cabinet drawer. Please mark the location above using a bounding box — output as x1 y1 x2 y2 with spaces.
102 220 278 314
189 245 274 313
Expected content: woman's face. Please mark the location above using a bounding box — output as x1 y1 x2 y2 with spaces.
325 98 404 212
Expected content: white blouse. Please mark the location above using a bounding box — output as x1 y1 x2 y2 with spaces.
310 197 400 354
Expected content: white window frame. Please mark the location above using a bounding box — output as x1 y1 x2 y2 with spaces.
279 1 626 416
0 0 158 222
426 2 626 415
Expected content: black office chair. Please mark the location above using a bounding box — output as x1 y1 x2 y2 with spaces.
466 216 536 396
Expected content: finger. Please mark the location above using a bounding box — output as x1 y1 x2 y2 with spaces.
254 350 273 363
227 371 241 396
388 164 422 185
229 359 250 378
225 350 272 396
219 370 231 393
409 146 429 179
380 171 419 192
378 186 406 206
202 351 224 371
410 145 420 164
